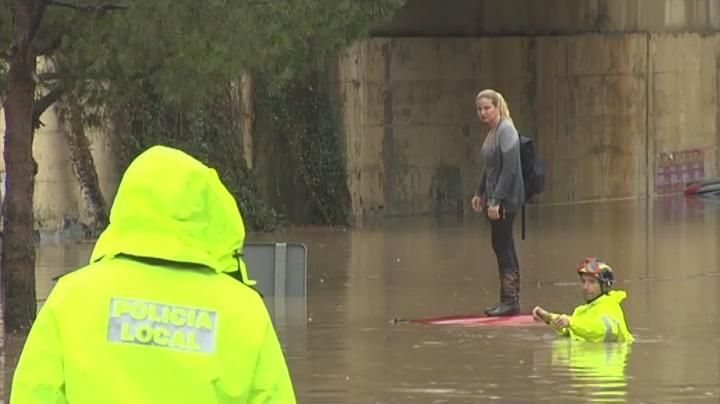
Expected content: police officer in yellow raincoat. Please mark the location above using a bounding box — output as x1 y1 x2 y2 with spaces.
11 146 296 404
533 257 634 343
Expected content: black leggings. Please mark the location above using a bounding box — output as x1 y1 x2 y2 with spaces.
490 211 519 271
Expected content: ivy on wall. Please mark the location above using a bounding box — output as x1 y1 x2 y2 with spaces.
255 71 350 226
113 70 351 231
114 86 285 232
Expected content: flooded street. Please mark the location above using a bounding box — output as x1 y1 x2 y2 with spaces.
3 197 719 403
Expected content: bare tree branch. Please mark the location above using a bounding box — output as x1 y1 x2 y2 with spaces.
49 0 128 12
37 72 67 82
28 0 51 45
33 84 69 128
242 0 292 4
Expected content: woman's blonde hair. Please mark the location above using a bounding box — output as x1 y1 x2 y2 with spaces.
475 89 512 121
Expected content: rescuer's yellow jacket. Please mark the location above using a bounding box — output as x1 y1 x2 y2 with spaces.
11 145 296 404
549 290 634 343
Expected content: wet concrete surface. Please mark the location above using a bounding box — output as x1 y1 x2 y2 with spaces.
2 196 719 403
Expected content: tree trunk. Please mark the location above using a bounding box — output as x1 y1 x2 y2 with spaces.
64 96 108 234
107 103 134 173
239 73 255 170
2 0 48 333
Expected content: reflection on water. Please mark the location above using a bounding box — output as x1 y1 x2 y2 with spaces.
2 197 719 403
550 340 630 402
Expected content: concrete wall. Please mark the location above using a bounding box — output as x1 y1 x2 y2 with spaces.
2 2 717 225
537 35 650 201
649 33 720 194
373 0 720 36
336 33 719 216
0 106 120 231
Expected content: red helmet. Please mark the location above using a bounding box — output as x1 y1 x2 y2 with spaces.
576 257 614 292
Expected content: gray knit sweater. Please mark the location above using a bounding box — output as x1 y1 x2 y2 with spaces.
476 118 525 213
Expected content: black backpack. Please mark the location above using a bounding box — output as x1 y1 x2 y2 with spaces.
519 135 545 203
518 135 545 239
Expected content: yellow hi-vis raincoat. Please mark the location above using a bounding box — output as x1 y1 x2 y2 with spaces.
549 290 635 343
11 146 296 404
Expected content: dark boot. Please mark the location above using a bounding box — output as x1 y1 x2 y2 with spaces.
485 270 520 317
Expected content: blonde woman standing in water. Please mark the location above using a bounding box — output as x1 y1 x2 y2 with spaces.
471 89 525 316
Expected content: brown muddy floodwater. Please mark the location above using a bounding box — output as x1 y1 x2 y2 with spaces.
2 197 719 403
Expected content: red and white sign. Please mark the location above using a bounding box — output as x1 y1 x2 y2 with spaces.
656 149 704 194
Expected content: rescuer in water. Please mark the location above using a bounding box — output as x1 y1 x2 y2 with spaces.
532 257 634 343
11 145 296 404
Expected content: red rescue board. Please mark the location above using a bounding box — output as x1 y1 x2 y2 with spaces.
408 313 540 326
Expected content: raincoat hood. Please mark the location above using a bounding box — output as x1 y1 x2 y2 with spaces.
599 290 627 305
584 289 627 306
91 145 254 284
